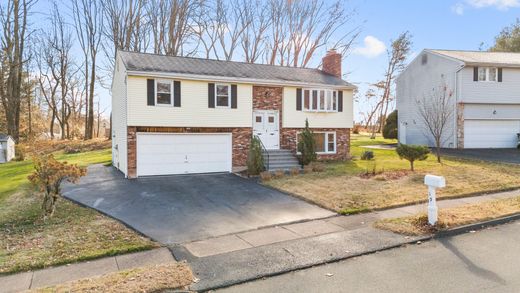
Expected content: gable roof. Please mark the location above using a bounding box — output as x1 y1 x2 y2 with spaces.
0 134 12 142
118 51 355 88
429 49 520 67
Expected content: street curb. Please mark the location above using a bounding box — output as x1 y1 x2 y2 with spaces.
194 216 520 292
435 213 520 238
190 236 432 292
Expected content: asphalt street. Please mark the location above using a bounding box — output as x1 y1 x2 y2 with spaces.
219 221 520 293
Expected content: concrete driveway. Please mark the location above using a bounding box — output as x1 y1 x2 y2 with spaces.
62 165 334 245
441 148 520 164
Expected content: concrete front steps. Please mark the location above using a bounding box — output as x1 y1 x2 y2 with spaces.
262 149 301 171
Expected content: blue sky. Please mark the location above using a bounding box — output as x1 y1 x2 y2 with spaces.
347 0 520 121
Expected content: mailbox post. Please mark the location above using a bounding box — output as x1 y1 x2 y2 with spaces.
424 175 446 225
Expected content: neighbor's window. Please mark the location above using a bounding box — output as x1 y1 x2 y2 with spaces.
478 67 498 82
298 132 336 154
156 79 172 105
302 89 338 112
216 84 230 107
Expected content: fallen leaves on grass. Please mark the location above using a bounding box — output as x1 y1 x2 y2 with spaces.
32 263 193 293
374 196 520 236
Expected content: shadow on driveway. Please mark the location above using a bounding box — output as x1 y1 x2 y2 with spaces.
441 148 520 164
62 165 334 245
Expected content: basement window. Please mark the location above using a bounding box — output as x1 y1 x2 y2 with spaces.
297 132 336 154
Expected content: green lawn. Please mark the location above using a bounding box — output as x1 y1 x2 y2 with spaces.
0 148 157 274
266 134 520 214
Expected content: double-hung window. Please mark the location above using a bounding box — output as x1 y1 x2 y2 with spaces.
156 79 173 105
302 89 338 112
215 84 231 107
478 67 498 82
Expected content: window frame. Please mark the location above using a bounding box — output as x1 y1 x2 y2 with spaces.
302 89 338 113
155 79 174 106
296 131 337 154
477 67 498 82
215 83 231 108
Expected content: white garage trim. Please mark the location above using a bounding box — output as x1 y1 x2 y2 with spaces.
464 120 520 149
136 132 233 176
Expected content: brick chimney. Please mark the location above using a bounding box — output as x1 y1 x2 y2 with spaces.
322 49 342 78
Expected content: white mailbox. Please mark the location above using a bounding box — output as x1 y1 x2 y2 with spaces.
424 174 446 225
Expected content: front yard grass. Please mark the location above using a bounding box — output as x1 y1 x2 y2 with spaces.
0 148 158 274
374 196 520 235
33 263 193 293
265 134 520 214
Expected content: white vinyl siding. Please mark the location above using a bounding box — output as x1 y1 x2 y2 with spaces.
127 77 252 127
283 87 353 128
111 54 128 176
459 67 520 104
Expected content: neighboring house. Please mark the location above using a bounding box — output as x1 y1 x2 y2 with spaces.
0 134 15 163
397 49 520 149
111 49 355 178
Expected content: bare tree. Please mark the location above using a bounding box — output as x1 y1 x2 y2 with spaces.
377 32 412 133
0 0 34 142
239 0 271 63
72 0 103 140
416 82 455 163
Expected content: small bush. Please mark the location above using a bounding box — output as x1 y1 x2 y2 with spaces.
352 124 361 134
360 150 374 160
303 165 313 174
247 136 265 175
310 162 325 172
28 154 87 219
260 171 272 181
396 144 430 171
290 167 300 176
383 110 398 139
297 119 317 166
273 169 285 179
14 145 24 161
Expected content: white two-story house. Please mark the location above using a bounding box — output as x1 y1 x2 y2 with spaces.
111 50 355 178
397 49 520 149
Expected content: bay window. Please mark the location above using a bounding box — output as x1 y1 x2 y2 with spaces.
302 89 338 112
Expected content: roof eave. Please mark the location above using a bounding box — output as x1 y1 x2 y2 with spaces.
126 70 357 90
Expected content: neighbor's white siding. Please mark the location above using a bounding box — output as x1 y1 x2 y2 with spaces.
111 54 128 176
282 87 354 129
396 51 461 148
126 77 253 127
459 67 520 104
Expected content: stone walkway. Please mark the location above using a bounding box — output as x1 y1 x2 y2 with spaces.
181 188 520 259
0 248 174 293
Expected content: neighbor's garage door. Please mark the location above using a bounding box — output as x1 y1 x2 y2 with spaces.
136 133 232 176
464 120 520 148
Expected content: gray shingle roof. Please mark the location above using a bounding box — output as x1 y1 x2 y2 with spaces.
430 49 520 67
119 51 354 87
0 134 11 141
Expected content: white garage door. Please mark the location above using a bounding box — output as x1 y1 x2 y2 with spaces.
137 133 232 176
464 120 520 148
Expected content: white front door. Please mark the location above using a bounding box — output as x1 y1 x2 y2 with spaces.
253 110 280 150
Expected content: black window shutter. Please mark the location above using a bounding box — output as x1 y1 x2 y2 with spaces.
147 79 155 106
473 67 478 81
208 83 215 108
173 81 181 107
498 68 503 82
296 88 302 111
231 84 237 108
338 91 343 112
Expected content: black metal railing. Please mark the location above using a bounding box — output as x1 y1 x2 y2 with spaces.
254 135 269 171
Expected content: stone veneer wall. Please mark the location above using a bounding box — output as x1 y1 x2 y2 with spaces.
127 126 251 178
456 103 464 149
281 128 350 160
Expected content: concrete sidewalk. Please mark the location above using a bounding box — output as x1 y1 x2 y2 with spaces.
0 248 174 293
177 189 520 291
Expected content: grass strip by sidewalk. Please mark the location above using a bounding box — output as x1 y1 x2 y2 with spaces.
374 196 520 236
32 263 193 293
